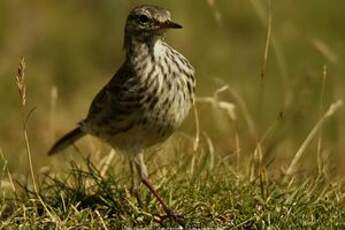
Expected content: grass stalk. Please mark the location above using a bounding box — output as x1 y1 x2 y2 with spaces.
49 86 58 144
193 104 200 152
0 149 16 193
15 57 58 223
250 0 291 109
15 57 37 192
317 65 327 177
261 0 272 82
100 149 116 177
257 0 272 126
284 100 343 181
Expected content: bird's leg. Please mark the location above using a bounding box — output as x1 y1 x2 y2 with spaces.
133 152 182 222
129 160 136 194
129 159 143 207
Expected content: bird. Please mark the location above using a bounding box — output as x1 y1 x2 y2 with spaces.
48 5 196 218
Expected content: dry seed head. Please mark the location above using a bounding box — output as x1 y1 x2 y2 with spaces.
15 56 27 107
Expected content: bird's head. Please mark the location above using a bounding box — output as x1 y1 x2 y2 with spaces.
125 5 182 39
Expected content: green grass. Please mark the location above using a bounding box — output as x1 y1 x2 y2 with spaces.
1 154 345 228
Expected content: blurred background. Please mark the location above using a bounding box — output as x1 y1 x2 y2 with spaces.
0 0 344 177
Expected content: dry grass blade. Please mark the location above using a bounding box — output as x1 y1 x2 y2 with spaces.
317 65 327 176
235 132 241 173
193 105 200 151
50 86 58 143
250 142 263 182
284 100 343 180
206 0 223 25
196 86 237 121
225 86 257 138
250 0 291 109
0 149 16 193
261 0 272 81
95 210 108 230
100 149 116 177
311 38 338 64
203 133 215 171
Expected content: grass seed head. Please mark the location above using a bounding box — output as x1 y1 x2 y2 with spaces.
15 56 27 107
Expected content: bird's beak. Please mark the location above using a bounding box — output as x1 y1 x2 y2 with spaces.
159 20 183 29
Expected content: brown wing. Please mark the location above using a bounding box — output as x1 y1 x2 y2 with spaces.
84 63 142 133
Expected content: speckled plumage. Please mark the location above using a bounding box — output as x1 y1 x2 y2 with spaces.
82 38 195 154
49 5 195 157
48 6 195 217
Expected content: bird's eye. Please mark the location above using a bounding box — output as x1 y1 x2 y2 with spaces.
138 15 149 23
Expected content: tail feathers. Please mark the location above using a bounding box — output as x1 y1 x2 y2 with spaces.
48 127 85 155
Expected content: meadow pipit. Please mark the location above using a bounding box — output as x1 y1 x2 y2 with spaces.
48 5 196 218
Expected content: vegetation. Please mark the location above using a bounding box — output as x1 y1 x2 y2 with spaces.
1 0 345 228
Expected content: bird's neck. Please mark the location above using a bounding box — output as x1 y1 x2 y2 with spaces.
124 34 163 62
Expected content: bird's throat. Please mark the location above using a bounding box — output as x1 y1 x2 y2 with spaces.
124 33 162 60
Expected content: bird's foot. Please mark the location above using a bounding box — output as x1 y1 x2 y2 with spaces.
157 209 185 227
129 187 144 208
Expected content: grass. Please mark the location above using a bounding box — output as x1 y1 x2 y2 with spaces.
1 153 345 228
1 0 345 228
